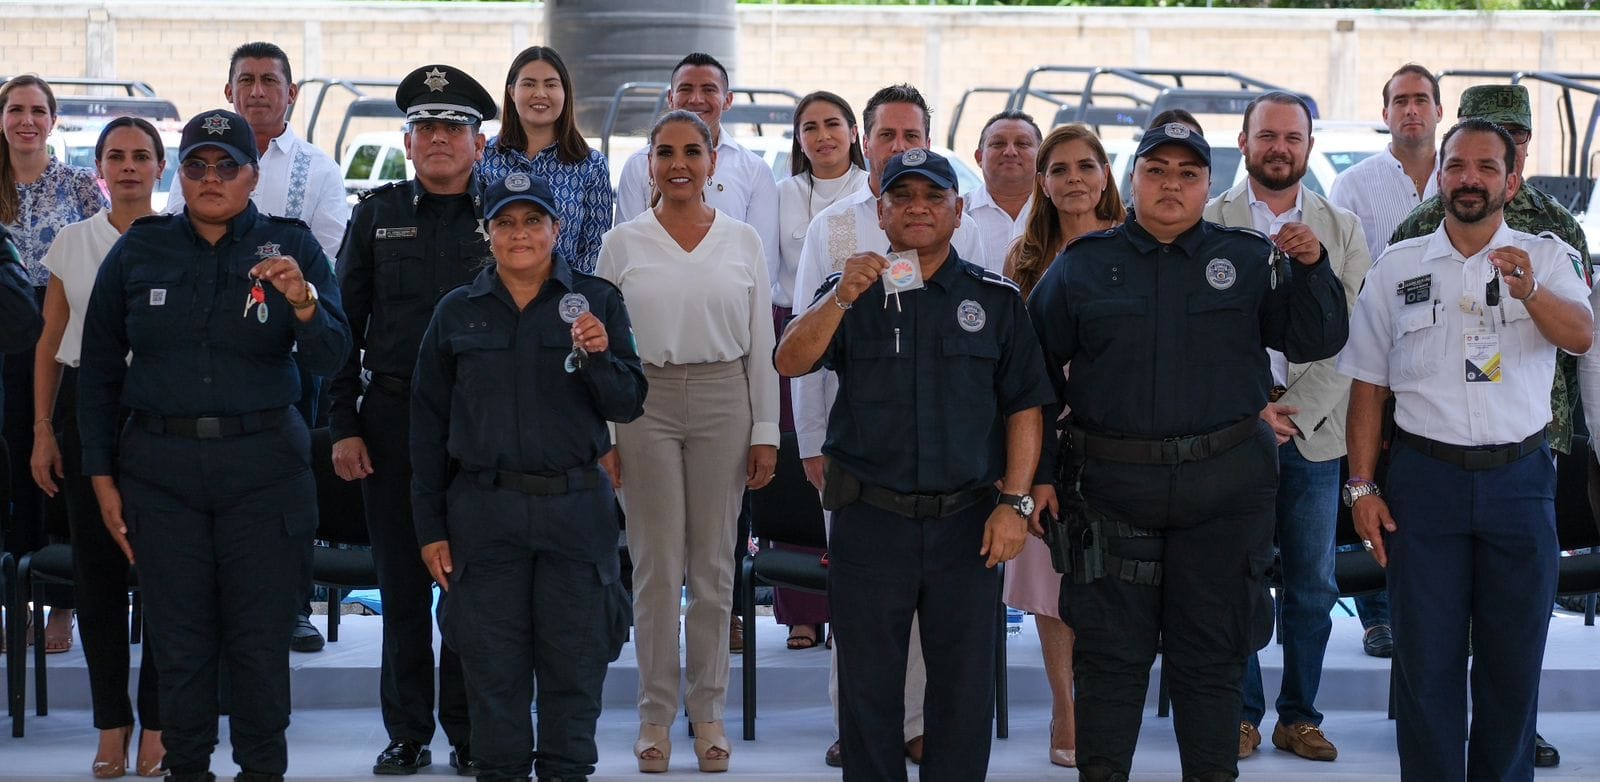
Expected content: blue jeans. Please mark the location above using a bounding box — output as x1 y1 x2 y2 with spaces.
1241 442 1339 727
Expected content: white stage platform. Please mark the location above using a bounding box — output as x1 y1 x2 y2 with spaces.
4 608 1599 780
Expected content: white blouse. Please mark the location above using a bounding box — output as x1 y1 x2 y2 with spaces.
597 208 780 447
39 211 121 367
774 165 868 308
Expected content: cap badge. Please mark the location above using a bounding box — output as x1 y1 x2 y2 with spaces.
423 68 450 93
202 114 230 135
1164 122 1190 139
1206 258 1238 291
957 299 987 332
901 148 928 166
505 172 531 192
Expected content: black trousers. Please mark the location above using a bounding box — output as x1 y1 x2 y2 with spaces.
57 368 158 730
360 384 469 748
122 410 315 776
440 477 629 782
830 498 998 782
2 284 71 609
1064 420 1278 780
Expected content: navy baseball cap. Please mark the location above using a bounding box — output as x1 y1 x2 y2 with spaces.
179 109 259 165
396 64 498 125
880 148 959 192
484 172 560 221
1135 122 1211 168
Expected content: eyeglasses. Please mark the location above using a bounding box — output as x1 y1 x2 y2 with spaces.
180 159 245 181
1504 126 1532 145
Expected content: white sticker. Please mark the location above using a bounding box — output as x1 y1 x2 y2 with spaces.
150 289 167 306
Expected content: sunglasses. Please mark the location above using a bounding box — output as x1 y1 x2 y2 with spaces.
1501 126 1532 145
180 159 246 181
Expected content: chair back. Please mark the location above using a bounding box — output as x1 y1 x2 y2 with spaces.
749 432 827 549
310 427 371 546
1565 437 1600 551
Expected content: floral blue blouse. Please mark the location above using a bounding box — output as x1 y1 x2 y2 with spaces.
5 159 106 286
477 139 612 274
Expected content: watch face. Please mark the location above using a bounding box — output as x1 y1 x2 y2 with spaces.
1014 495 1035 516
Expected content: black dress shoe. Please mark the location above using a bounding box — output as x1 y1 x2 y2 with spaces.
290 612 326 653
824 740 842 768
450 746 482 777
373 739 432 775
1534 734 1560 767
1362 625 1393 658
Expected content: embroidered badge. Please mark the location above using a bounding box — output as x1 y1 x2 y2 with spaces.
505 172 532 192
1163 122 1191 139
201 114 230 135
423 68 450 92
901 148 928 166
256 242 281 259
957 299 986 332
1205 258 1237 291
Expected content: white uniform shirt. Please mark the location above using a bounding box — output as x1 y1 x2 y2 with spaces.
1328 145 1440 264
775 165 868 308
1247 182 1304 387
167 124 349 264
1338 221 1591 446
596 208 780 448
789 185 996 459
964 186 1031 268
38 212 120 367
1578 282 1600 461
614 133 781 296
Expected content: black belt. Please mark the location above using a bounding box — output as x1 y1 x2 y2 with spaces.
367 372 410 396
1067 417 1259 466
483 466 601 496
1395 428 1546 472
134 408 287 439
857 482 994 519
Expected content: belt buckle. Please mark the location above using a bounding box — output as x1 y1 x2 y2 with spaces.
1462 449 1497 471
194 417 223 439
914 495 939 518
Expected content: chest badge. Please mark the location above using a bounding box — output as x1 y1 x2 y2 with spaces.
149 289 166 306
957 299 987 332
374 227 418 240
255 242 281 259
1206 258 1237 291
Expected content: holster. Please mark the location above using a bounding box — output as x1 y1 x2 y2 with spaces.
1046 433 1163 587
820 459 861 511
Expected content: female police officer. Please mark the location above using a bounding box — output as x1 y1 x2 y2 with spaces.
77 109 351 782
410 172 646 782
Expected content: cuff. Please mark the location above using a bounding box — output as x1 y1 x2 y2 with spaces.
750 421 781 449
796 429 825 459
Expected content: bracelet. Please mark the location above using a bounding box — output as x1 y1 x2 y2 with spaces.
33 417 52 428
1521 276 1540 303
832 291 853 311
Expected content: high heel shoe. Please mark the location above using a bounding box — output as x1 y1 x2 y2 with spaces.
634 723 671 773
93 725 132 778
1049 719 1076 768
691 720 731 773
135 729 167 777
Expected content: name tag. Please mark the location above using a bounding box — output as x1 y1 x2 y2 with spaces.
149 289 166 306
1464 330 1501 383
1396 275 1431 305
375 227 418 240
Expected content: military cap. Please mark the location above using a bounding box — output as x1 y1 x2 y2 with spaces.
395 64 498 125
880 148 959 192
1135 122 1211 168
179 108 259 165
1458 84 1532 130
484 172 560 221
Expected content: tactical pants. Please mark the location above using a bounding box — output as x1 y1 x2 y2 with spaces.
1063 420 1277 780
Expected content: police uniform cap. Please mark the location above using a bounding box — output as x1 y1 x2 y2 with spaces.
1135 122 1211 168
396 64 498 125
484 172 560 222
1458 84 1532 131
179 109 259 165
880 148 959 192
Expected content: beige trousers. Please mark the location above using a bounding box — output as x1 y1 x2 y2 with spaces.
618 360 752 726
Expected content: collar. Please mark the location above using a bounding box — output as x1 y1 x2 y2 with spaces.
925 247 967 289
1245 180 1304 218
407 175 486 213
715 133 747 156
1423 218 1518 264
1125 216 1208 257
179 200 260 246
488 135 558 162
263 123 300 157
964 186 1030 219
467 255 576 298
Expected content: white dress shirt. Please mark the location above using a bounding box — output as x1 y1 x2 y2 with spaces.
38 211 119 367
1578 282 1600 463
596 208 780 448
167 123 349 265
1246 182 1305 387
614 133 781 298
788 186 996 459
775 165 868 308
1328 145 1440 264
964 186 1031 268
1338 221 1591 447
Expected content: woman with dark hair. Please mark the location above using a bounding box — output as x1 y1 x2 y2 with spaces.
598 109 779 774
32 116 167 777
1002 123 1125 768
478 46 612 272
1 73 106 656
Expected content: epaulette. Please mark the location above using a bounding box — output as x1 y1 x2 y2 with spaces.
964 264 1021 293
266 215 312 231
130 213 176 227
807 272 843 306
1078 227 1119 241
358 180 406 202
1212 223 1273 245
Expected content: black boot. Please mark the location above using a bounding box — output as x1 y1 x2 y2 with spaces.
1182 772 1237 782
235 773 285 782
1078 765 1130 782
167 773 216 782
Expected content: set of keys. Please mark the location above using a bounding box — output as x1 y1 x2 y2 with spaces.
243 277 268 323
1268 245 1289 290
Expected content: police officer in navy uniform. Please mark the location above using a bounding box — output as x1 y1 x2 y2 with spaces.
326 64 497 775
410 172 645 782
1026 124 1348 782
77 108 351 782
0 225 43 362
775 149 1053 782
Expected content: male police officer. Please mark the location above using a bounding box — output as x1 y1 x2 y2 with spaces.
776 149 1052 782
1203 91 1371 763
327 64 497 776
1027 123 1349 782
1341 118 1593 782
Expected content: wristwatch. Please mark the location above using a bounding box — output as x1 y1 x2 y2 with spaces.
289 281 319 311
1341 478 1381 508
999 492 1035 519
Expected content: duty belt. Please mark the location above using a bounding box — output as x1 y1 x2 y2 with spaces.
1066 416 1258 465
1395 428 1546 472
134 408 287 439
483 465 601 496
857 482 994 519
367 372 411 396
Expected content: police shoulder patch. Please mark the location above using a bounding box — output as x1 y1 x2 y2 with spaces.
808 272 845 306
978 268 1021 293
358 180 406 202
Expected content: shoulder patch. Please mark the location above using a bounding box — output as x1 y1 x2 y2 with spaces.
809 272 844 306
977 268 1021 293
358 180 406 201
1212 223 1272 244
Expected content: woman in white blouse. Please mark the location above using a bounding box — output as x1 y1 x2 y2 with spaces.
31 117 166 778
597 109 779 774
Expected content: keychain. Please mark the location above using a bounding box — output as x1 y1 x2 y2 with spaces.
243 277 267 323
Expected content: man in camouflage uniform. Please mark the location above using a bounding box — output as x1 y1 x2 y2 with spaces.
1388 83 1589 770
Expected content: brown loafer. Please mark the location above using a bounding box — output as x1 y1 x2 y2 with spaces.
904 735 924 764
823 740 842 768
729 615 744 653
1272 722 1338 761
1238 721 1261 759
